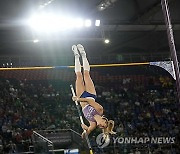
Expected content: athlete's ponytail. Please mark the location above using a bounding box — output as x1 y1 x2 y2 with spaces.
102 119 116 135
102 120 116 143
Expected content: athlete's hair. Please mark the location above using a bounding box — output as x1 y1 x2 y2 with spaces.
101 115 116 135
102 119 116 142
102 120 116 135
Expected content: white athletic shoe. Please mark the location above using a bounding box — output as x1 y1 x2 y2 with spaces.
72 45 80 57
77 44 86 56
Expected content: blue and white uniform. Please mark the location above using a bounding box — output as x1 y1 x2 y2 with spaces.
81 91 101 122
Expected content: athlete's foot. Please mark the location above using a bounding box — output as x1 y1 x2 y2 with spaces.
77 44 86 57
72 45 80 57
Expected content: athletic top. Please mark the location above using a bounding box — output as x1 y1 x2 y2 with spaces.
80 91 100 122
82 105 101 122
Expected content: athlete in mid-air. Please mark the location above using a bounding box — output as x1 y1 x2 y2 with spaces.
71 44 115 138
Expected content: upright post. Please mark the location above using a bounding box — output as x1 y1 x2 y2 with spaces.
161 0 180 102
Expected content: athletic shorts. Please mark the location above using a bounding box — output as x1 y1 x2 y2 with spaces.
80 91 97 100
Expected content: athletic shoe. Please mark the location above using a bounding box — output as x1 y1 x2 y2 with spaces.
77 44 86 57
72 45 80 57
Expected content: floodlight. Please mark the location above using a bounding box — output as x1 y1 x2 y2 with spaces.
75 18 83 28
28 13 84 32
104 39 110 44
85 19 91 27
33 39 39 43
58 17 75 30
100 6 104 10
28 13 62 32
28 13 101 32
98 0 118 11
95 20 100 26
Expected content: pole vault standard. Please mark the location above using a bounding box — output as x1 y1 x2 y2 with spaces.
161 0 180 102
70 84 93 154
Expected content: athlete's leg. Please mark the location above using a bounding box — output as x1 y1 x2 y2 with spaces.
77 44 104 113
77 44 96 95
72 45 85 97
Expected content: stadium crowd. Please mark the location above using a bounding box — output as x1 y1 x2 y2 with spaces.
0 71 179 153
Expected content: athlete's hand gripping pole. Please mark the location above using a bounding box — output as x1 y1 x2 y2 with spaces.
70 84 93 154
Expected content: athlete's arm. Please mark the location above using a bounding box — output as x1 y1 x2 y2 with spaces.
81 121 96 138
72 97 91 102
72 97 103 115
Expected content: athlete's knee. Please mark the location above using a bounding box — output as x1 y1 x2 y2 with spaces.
84 71 91 79
76 72 83 79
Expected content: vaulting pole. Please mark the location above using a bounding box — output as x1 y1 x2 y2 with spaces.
70 84 93 154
